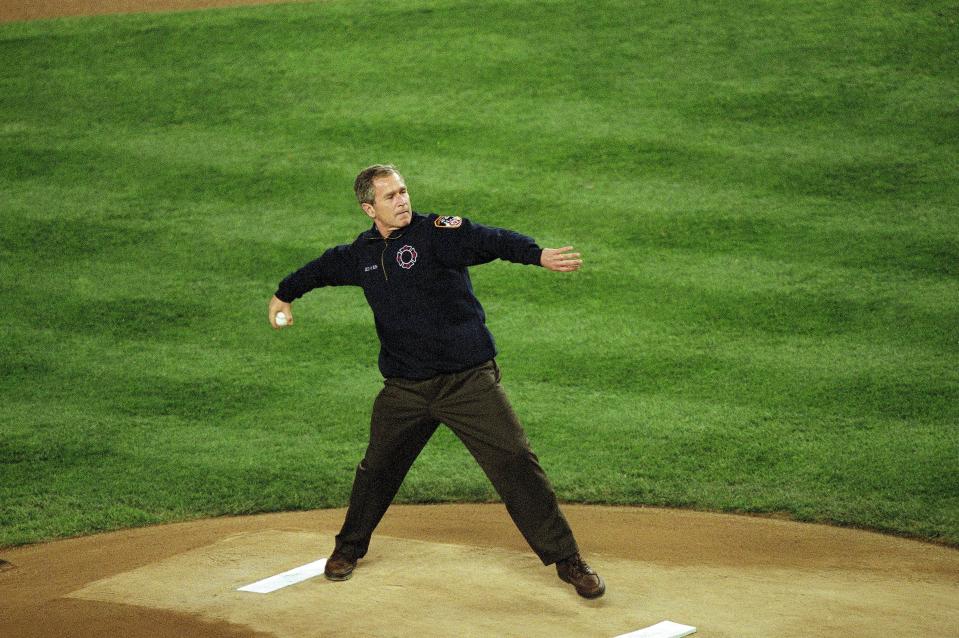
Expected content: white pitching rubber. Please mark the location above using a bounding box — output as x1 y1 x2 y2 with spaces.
237 558 327 594
613 620 697 638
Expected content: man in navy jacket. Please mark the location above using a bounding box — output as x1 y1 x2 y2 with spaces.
268 164 604 599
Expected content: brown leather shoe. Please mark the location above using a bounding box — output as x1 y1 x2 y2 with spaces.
556 553 605 599
324 549 357 581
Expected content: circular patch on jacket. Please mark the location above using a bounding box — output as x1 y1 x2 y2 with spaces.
396 244 418 269
434 215 462 228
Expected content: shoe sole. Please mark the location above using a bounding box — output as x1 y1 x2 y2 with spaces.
324 570 353 582
560 573 606 599
579 577 606 599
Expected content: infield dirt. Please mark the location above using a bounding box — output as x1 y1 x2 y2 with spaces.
0 0 314 23
2 504 958 637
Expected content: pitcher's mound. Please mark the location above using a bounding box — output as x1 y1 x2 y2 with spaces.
1 504 957 637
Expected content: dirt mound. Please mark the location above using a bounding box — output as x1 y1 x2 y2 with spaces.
1 504 957 637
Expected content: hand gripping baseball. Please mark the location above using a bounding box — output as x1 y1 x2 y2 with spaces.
268 295 294 329
540 246 583 272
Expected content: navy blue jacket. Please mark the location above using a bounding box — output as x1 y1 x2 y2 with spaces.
275 212 543 380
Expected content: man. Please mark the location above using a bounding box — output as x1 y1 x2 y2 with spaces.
268 164 604 599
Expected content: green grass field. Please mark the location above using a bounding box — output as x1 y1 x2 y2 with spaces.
1 0 957 548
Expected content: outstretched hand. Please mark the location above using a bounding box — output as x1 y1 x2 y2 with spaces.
540 246 583 272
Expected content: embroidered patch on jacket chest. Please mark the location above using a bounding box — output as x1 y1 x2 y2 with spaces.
396 244 418 269
434 215 462 228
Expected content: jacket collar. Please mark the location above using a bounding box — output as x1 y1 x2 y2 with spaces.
363 211 423 241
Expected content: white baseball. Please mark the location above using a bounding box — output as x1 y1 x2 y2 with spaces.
275 311 288 327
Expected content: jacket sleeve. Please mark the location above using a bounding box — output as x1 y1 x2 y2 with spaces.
432 216 543 268
274 244 358 302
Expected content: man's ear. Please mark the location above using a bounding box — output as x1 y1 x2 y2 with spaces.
361 202 375 218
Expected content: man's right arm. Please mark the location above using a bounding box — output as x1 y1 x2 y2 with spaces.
268 244 357 329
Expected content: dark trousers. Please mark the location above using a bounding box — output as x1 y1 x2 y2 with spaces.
334 360 579 565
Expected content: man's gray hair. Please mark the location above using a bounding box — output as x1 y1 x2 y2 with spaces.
354 164 402 206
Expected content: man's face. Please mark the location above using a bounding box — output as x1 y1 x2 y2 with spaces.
363 172 412 236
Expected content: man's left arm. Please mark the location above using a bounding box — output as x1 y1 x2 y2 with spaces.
433 216 582 272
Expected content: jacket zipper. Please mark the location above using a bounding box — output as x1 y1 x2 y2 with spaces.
380 238 389 282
